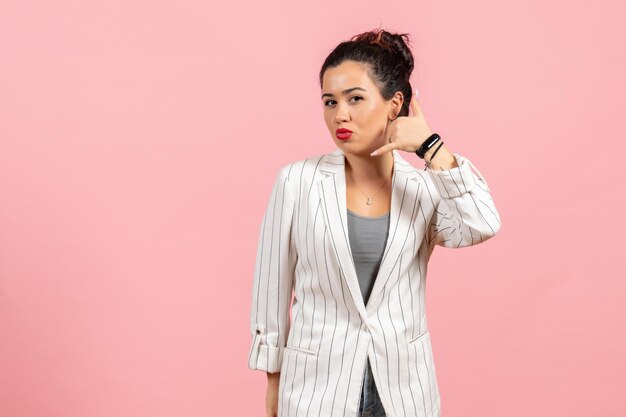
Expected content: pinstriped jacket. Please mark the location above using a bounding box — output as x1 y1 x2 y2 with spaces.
247 147 502 417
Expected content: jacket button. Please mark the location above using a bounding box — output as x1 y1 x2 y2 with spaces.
256 329 261 334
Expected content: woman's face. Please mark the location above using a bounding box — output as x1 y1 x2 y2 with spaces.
321 60 402 156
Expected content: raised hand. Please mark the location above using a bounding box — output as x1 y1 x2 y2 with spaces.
370 91 433 157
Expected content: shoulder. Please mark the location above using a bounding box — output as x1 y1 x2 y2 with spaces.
276 150 334 184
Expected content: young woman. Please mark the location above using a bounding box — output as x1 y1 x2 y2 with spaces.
248 29 502 417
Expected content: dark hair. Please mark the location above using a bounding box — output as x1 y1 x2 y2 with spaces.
319 29 415 117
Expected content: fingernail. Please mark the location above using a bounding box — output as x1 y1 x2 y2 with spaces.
414 88 419 99
370 150 378 156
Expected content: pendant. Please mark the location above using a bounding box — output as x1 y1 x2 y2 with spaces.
366 197 372 205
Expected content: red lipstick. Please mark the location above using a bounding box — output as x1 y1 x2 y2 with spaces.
336 128 352 140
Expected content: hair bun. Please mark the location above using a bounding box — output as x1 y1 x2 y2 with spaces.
351 29 413 71
352 29 394 51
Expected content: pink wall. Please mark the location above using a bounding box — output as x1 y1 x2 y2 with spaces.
1 1 624 416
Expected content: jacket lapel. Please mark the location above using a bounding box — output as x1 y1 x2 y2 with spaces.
317 147 420 321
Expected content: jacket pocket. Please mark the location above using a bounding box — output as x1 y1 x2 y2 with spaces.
408 329 429 345
284 344 319 357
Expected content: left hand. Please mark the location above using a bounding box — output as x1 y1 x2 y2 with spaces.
370 93 433 156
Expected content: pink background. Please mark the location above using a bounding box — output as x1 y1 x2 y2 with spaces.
1 1 624 416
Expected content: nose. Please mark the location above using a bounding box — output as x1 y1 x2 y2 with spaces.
333 104 350 124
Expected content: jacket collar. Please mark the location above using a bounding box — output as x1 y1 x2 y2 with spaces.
317 147 422 323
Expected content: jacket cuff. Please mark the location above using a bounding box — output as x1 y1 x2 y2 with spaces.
255 344 283 373
248 324 284 373
426 153 478 199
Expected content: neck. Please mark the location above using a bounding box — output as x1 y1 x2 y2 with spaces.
344 150 394 183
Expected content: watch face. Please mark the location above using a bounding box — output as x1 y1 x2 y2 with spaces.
427 135 441 149
417 134 440 158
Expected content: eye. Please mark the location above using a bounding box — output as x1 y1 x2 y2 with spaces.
324 96 364 107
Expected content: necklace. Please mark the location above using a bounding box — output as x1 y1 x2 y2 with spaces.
346 169 390 205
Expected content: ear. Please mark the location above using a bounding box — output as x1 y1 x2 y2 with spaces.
388 91 405 120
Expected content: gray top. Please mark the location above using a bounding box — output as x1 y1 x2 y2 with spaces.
346 209 390 306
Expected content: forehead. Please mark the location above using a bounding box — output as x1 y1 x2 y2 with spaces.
322 61 374 91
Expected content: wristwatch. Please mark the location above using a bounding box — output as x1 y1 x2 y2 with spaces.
415 133 441 159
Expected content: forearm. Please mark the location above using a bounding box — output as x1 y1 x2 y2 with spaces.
266 371 280 416
423 150 502 248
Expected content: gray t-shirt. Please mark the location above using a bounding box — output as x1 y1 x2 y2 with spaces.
347 208 390 393
346 209 390 306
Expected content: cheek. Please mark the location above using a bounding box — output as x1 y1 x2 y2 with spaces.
357 105 386 127
358 101 386 122
364 100 380 113
322 111 332 125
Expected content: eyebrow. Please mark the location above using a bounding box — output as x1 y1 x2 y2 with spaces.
321 87 367 99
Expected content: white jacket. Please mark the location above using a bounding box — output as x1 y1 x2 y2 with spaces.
247 147 502 417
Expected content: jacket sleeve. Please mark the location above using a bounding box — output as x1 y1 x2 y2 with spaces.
247 165 297 373
425 152 502 249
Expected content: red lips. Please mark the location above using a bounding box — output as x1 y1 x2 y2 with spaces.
336 128 352 140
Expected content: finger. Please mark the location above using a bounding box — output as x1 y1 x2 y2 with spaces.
410 94 421 117
370 142 397 156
